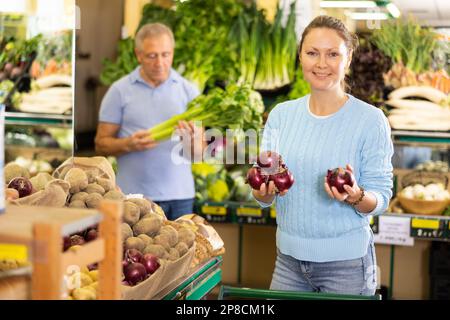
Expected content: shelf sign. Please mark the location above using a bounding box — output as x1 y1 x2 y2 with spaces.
202 206 227 216
237 207 262 217
270 208 276 219
411 218 440 230
0 244 28 262
373 216 414 246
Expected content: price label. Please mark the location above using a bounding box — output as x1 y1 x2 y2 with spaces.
373 216 414 246
411 218 440 230
369 216 374 226
237 207 262 217
202 206 227 216
270 208 276 219
0 244 28 262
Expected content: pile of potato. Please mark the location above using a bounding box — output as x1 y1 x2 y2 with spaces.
121 203 196 263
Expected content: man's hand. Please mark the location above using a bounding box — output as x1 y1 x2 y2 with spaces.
127 130 158 152
176 121 205 160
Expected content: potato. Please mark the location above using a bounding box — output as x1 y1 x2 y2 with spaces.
104 190 125 201
132 216 162 237
69 200 86 208
121 223 133 243
123 202 140 226
4 162 30 184
143 244 167 259
159 225 179 247
64 168 88 194
175 242 189 257
127 198 152 218
153 233 171 251
70 192 89 202
137 234 153 247
72 287 96 300
85 183 105 196
85 193 103 209
177 227 196 248
95 177 114 193
30 172 53 192
125 237 145 252
168 248 180 261
68 272 92 288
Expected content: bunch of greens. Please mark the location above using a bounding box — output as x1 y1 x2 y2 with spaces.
100 38 138 86
230 2 297 90
371 17 438 74
349 36 392 106
149 83 264 141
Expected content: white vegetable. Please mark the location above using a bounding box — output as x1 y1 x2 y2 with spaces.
388 86 447 104
385 99 446 111
35 74 72 89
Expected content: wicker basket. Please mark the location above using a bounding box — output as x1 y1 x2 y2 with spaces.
397 194 450 215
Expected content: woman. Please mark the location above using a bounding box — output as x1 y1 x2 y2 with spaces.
252 15 393 296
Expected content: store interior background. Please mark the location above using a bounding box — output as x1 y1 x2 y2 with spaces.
1 0 448 299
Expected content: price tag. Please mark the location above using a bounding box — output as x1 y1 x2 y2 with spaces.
270 208 276 219
0 244 28 262
373 216 414 246
237 207 262 217
369 216 374 226
411 218 440 230
202 206 227 216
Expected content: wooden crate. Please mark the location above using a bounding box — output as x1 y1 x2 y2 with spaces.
0 200 123 300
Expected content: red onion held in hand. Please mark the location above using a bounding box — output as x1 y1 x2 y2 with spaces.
7 177 33 198
246 167 266 190
270 169 295 192
257 151 282 175
140 254 160 275
326 168 355 193
124 263 147 285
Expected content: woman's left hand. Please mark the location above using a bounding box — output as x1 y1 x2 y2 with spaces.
324 164 362 203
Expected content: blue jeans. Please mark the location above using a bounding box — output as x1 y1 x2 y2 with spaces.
154 198 194 221
270 241 377 296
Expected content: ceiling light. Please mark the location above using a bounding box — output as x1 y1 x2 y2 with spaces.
320 1 377 8
350 12 389 20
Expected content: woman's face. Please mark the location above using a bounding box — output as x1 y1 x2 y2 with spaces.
300 28 351 92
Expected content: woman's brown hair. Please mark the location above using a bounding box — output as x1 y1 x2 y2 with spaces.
298 15 359 92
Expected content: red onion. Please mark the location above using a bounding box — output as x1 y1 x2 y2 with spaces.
124 263 147 285
246 167 266 190
270 169 295 192
85 229 98 242
257 151 282 175
63 236 71 251
140 254 160 275
7 177 33 198
326 168 355 193
125 249 143 263
69 235 85 247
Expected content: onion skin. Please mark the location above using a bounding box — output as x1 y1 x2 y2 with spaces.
125 249 143 263
326 168 355 193
246 167 266 190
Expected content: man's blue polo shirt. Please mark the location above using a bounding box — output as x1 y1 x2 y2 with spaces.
99 66 200 201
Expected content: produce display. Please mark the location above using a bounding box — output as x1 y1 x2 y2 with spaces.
385 85 450 131
400 183 450 201
2 156 225 300
101 0 298 92
415 160 449 173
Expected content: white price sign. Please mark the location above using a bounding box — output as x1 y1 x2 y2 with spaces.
373 216 414 246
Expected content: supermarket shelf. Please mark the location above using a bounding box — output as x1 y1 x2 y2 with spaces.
392 130 450 146
5 112 72 128
154 256 223 300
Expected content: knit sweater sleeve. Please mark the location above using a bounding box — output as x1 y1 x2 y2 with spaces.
356 109 394 216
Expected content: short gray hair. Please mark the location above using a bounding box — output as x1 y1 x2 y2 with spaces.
135 23 175 50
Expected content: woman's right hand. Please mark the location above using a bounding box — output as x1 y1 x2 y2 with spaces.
252 181 288 204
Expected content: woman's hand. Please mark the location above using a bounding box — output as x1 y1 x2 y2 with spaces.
252 181 289 204
324 164 362 203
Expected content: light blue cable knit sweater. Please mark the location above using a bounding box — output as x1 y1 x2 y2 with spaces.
257 94 394 262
